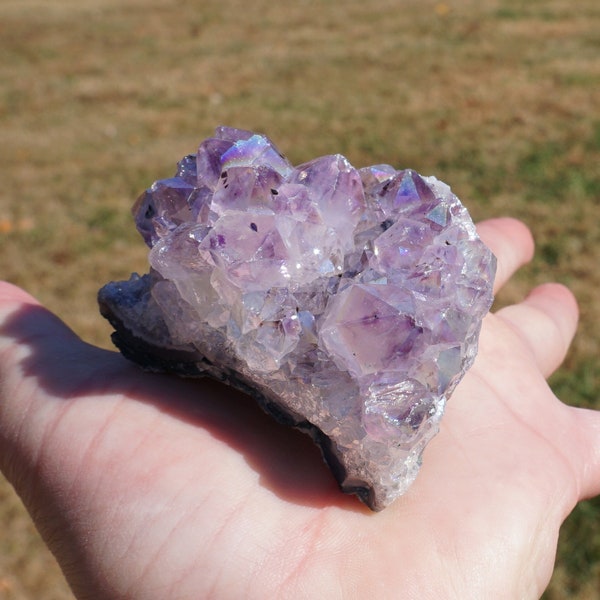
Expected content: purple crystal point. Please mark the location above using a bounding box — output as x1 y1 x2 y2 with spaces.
99 127 496 510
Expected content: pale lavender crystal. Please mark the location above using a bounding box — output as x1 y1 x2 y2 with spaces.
98 126 496 510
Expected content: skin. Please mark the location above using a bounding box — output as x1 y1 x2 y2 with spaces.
0 217 598 599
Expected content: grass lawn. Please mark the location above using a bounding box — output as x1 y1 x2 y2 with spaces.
1 0 598 597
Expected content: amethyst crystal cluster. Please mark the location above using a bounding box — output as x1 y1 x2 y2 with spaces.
98 127 496 510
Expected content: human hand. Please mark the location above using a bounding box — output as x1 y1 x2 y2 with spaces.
0 218 598 599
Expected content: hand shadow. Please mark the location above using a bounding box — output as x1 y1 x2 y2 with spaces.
2 303 367 513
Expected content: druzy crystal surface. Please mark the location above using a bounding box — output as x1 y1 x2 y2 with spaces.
98 126 496 510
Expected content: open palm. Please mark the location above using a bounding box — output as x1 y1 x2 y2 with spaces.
1 218 598 599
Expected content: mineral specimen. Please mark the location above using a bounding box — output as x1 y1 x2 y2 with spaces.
98 126 496 510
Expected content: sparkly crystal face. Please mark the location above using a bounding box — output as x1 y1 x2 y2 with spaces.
98 126 496 510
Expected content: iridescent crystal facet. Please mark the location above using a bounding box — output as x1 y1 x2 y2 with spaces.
99 127 496 510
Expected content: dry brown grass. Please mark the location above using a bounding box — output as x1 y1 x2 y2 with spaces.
1 0 598 597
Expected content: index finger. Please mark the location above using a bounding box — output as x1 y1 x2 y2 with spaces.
476 217 535 293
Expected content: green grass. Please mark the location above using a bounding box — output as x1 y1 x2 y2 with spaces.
0 0 599 597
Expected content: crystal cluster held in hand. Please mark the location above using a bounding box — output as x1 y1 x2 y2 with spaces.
98 127 496 510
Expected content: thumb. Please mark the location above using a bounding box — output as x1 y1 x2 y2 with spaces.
0 281 121 495
0 282 73 470
0 282 153 597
